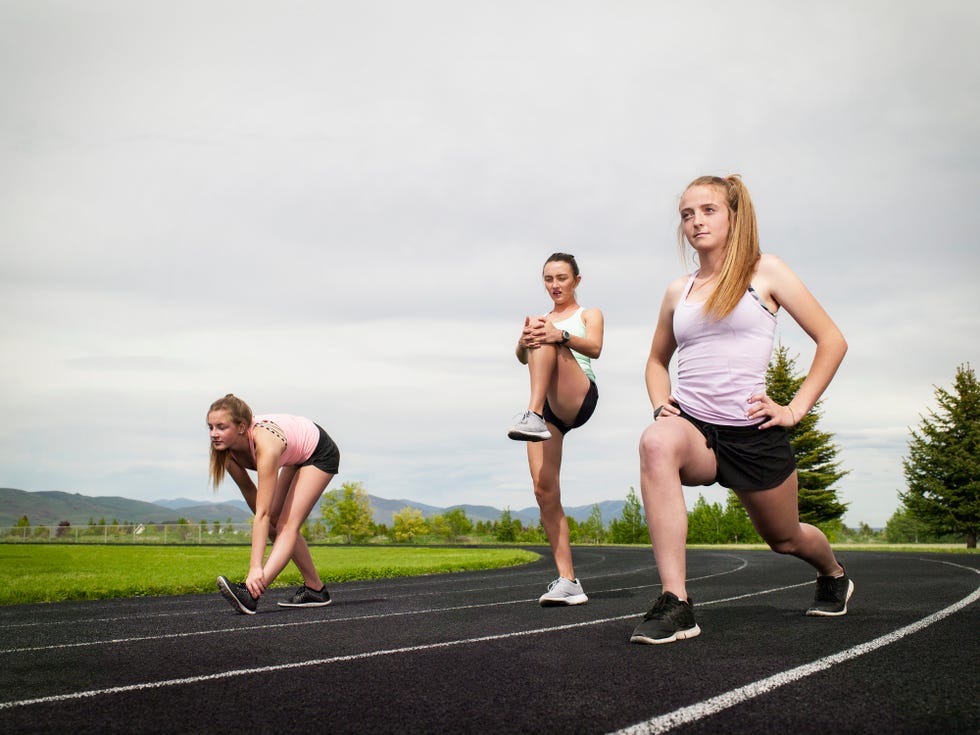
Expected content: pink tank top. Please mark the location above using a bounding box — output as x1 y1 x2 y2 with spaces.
672 273 777 426
247 414 321 467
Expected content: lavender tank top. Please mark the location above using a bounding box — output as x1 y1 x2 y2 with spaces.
672 273 776 426
247 414 321 467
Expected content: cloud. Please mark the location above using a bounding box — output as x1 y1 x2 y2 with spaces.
1 2 979 529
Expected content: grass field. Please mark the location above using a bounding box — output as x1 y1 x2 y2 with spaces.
0 544 540 606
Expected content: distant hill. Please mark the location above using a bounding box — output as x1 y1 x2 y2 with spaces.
0 488 253 527
1 487 629 529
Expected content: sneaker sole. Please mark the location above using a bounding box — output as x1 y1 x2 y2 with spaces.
217 576 256 615
539 595 589 607
277 599 333 608
508 430 551 442
630 624 701 645
806 579 855 617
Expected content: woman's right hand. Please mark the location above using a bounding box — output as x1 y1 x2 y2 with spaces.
245 567 266 598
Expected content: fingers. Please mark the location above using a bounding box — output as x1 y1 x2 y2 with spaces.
746 394 794 428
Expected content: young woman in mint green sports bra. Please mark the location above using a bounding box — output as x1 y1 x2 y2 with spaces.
509 253 604 606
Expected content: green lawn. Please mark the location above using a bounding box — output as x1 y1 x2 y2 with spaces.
0 544 540 606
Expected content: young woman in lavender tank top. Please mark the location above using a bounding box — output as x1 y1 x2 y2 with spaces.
630 175 852 645
207 394 340 614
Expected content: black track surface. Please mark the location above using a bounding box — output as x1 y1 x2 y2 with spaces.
1 547 977 734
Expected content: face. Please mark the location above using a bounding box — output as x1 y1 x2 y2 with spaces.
207 409 245 450
679 185 731 251
542 261 580 306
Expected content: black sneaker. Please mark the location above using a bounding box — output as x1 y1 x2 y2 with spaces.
630 592 701 645
277 584 332 608
806 568 854 617
217 575 258 615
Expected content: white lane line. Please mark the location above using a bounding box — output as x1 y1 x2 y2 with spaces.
0 559 751 652
609 559 980 735
0 578 801 711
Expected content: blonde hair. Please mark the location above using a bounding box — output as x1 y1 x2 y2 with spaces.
207 394 252 489
678 174 760 320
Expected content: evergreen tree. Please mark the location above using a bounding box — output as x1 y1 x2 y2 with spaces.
900 363 980 548
321 481 375 543
720 491 761 543
609 487 647 543
579 504 605 544
765 343 848 524
495 508 517 542
687 495 722 543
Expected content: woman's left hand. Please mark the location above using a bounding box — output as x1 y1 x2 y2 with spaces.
746 393 797 429
245 567 267 599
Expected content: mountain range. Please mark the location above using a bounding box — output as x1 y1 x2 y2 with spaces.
0 487 627 529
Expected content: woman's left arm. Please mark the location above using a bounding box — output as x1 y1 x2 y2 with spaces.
540 308 604 358
750 255 848 427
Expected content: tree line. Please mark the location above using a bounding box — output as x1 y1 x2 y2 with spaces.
318 353 978 549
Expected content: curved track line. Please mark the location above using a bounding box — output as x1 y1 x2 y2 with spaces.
609 560 980 735
0 577 819 711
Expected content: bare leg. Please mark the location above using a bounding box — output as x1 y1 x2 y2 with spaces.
525 344 590 416
239 469 324 590
261 466 334 589
638 417 717 601
735 473 843 577
528 433 575 579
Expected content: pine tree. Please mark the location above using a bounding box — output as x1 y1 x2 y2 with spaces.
900 363 980 548
765 343 849 525
608 487 646 543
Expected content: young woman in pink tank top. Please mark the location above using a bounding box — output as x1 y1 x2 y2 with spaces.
631 175 851 645
207 394 340 614
508 253 604 606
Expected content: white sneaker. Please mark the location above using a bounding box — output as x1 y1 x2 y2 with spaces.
538 577 588 606
508 411 551 441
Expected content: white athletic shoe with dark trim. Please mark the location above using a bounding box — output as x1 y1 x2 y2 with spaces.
508 411 551 442
538 577 588 606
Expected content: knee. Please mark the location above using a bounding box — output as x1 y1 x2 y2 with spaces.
765 536 798 556
639 426 675 472
533 479 560 510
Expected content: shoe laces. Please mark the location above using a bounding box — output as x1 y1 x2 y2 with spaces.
814 575 841 602
643 592 689 620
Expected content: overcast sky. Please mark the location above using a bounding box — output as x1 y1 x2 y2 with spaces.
2 1 978 527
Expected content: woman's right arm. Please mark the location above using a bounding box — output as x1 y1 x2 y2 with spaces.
645 279 683 417
516 316 539 364
225 459 257 512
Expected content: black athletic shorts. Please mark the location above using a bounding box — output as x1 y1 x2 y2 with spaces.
678 408 795 491
543 380 599 436
299 424 341 475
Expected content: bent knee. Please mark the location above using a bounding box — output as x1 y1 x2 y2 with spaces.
766 537 798 555
639 425 680 468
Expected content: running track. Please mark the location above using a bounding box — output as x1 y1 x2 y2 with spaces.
1 547 977 734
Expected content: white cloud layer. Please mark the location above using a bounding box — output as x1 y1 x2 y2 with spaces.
2 1 978 527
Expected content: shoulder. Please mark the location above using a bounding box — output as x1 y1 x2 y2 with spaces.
663 273 690 303
581 306 603 321
756 253 795 278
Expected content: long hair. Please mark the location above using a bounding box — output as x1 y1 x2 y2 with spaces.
207 394 252 489
678 174 760 320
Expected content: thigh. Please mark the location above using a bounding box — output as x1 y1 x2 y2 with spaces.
640 414 718 486
545 349 591 424
527 433 564 490
733 471 800 540
279 465 334 529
